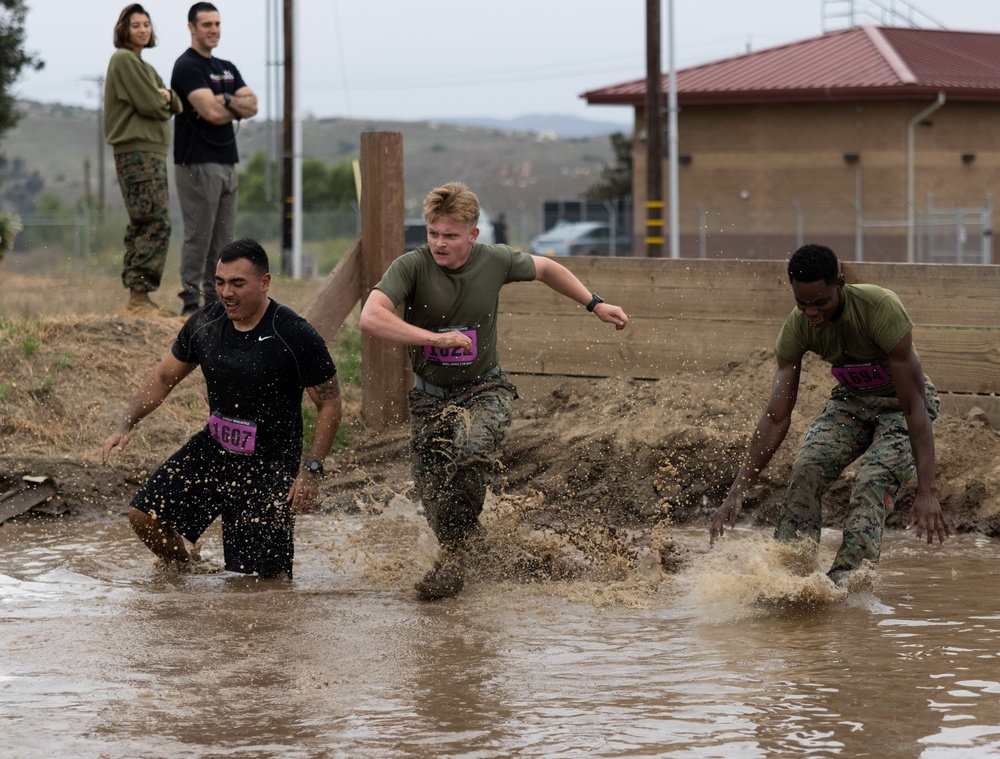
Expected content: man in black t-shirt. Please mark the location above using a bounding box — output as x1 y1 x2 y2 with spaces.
172 2 257 316
101 239 341 579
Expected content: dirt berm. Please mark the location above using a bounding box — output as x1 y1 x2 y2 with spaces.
3 313 1000 573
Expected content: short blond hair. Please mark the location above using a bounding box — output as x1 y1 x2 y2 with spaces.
422 182 480 226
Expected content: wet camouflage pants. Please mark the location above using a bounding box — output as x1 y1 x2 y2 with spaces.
114 151 170 292
774 376 939 580
408 374 516 549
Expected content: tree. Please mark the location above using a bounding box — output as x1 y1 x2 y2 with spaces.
0 155 45 215
0 0 42 139
0 1 42 261
236 151 360 242
584 132 633 202
238 151 358 211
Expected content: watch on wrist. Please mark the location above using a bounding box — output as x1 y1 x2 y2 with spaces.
302 458 324 476
586 293 604 312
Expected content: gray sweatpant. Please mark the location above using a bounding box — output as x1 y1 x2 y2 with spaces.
174 162 238 309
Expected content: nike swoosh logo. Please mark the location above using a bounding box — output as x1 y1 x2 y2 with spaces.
258 335 274 342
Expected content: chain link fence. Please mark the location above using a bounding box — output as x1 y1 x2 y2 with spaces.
10 206 361 261
8 195 992 265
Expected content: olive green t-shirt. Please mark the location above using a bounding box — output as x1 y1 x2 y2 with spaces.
374 243 537 386
775 283 914 397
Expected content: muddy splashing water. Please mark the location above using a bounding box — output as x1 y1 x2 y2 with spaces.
1 500 999 758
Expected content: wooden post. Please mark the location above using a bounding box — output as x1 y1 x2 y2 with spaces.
301 236 362 340
300 132 409 429
359 132 408 429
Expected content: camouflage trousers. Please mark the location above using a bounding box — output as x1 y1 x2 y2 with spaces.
408 371 517 549
774 376 939 581
114 151 170 292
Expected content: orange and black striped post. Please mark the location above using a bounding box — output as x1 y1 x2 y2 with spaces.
646 199 664 256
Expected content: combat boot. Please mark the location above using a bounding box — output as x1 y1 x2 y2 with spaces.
127 289 173 317
414 549 465 600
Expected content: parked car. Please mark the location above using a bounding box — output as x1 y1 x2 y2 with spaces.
404 217 428 249
403 211 496 250
529 220 631 257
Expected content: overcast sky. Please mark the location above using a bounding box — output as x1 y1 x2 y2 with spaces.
15 0 1000 127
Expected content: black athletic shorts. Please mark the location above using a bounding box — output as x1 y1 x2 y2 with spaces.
131 430 299 578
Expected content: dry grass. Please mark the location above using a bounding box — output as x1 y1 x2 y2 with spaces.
0 246 326 319
0 244 362 462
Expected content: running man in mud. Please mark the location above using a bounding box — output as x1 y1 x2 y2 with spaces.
359 181 629 600
101 238 342 579
710 243 949 588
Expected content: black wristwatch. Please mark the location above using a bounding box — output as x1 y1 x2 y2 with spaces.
586 293 604 312
223 92 238 117
302 458 324 476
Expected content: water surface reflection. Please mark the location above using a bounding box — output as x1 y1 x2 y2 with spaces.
0 512 998 758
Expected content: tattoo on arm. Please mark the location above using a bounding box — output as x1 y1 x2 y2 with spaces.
314 377 341 401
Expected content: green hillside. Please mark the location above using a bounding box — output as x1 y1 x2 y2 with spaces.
0 100 621 244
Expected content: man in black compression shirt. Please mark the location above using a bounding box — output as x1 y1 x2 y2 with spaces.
101 238 341 579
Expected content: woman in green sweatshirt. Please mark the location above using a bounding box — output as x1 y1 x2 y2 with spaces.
103 4 182 315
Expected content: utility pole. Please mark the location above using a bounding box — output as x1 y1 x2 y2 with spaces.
645 0 664 257
82 76 106 220
281 0 294 275
264 0 274 204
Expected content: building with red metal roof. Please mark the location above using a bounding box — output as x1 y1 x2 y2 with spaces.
584 26 1000 262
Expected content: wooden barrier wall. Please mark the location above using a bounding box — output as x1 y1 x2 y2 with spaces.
498 258 1000 398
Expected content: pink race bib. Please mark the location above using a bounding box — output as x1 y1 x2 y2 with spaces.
209 413 257 454
423 328 477 365
831 363 891 390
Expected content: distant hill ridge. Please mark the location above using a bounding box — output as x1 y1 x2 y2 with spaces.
439 113 632 138
1 100 621 240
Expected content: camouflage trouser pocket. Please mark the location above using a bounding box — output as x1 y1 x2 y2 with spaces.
408 381 516 545
115 152 168 223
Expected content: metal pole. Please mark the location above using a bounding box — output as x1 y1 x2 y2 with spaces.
793 199 804 249
666 0 680 259
697 201 706 258
281 0 294 275
985 191 993 265
272 0 282 203
854 163 863 261
264 0 272 204
82 76 106 220
603 200 617 257
906 92 945 263
292 0 303 279
96 76 105 221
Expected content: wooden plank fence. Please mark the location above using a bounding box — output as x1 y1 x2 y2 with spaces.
497 258 1000 406
300 133 999 425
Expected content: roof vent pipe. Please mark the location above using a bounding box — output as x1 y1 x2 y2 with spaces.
907 91 946 263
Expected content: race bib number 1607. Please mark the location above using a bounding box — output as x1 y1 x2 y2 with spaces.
209 413 257 454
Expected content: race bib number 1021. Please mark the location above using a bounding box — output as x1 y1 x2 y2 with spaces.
423 328 477 365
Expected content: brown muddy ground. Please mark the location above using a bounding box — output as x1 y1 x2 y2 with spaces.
3 275 1000 574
